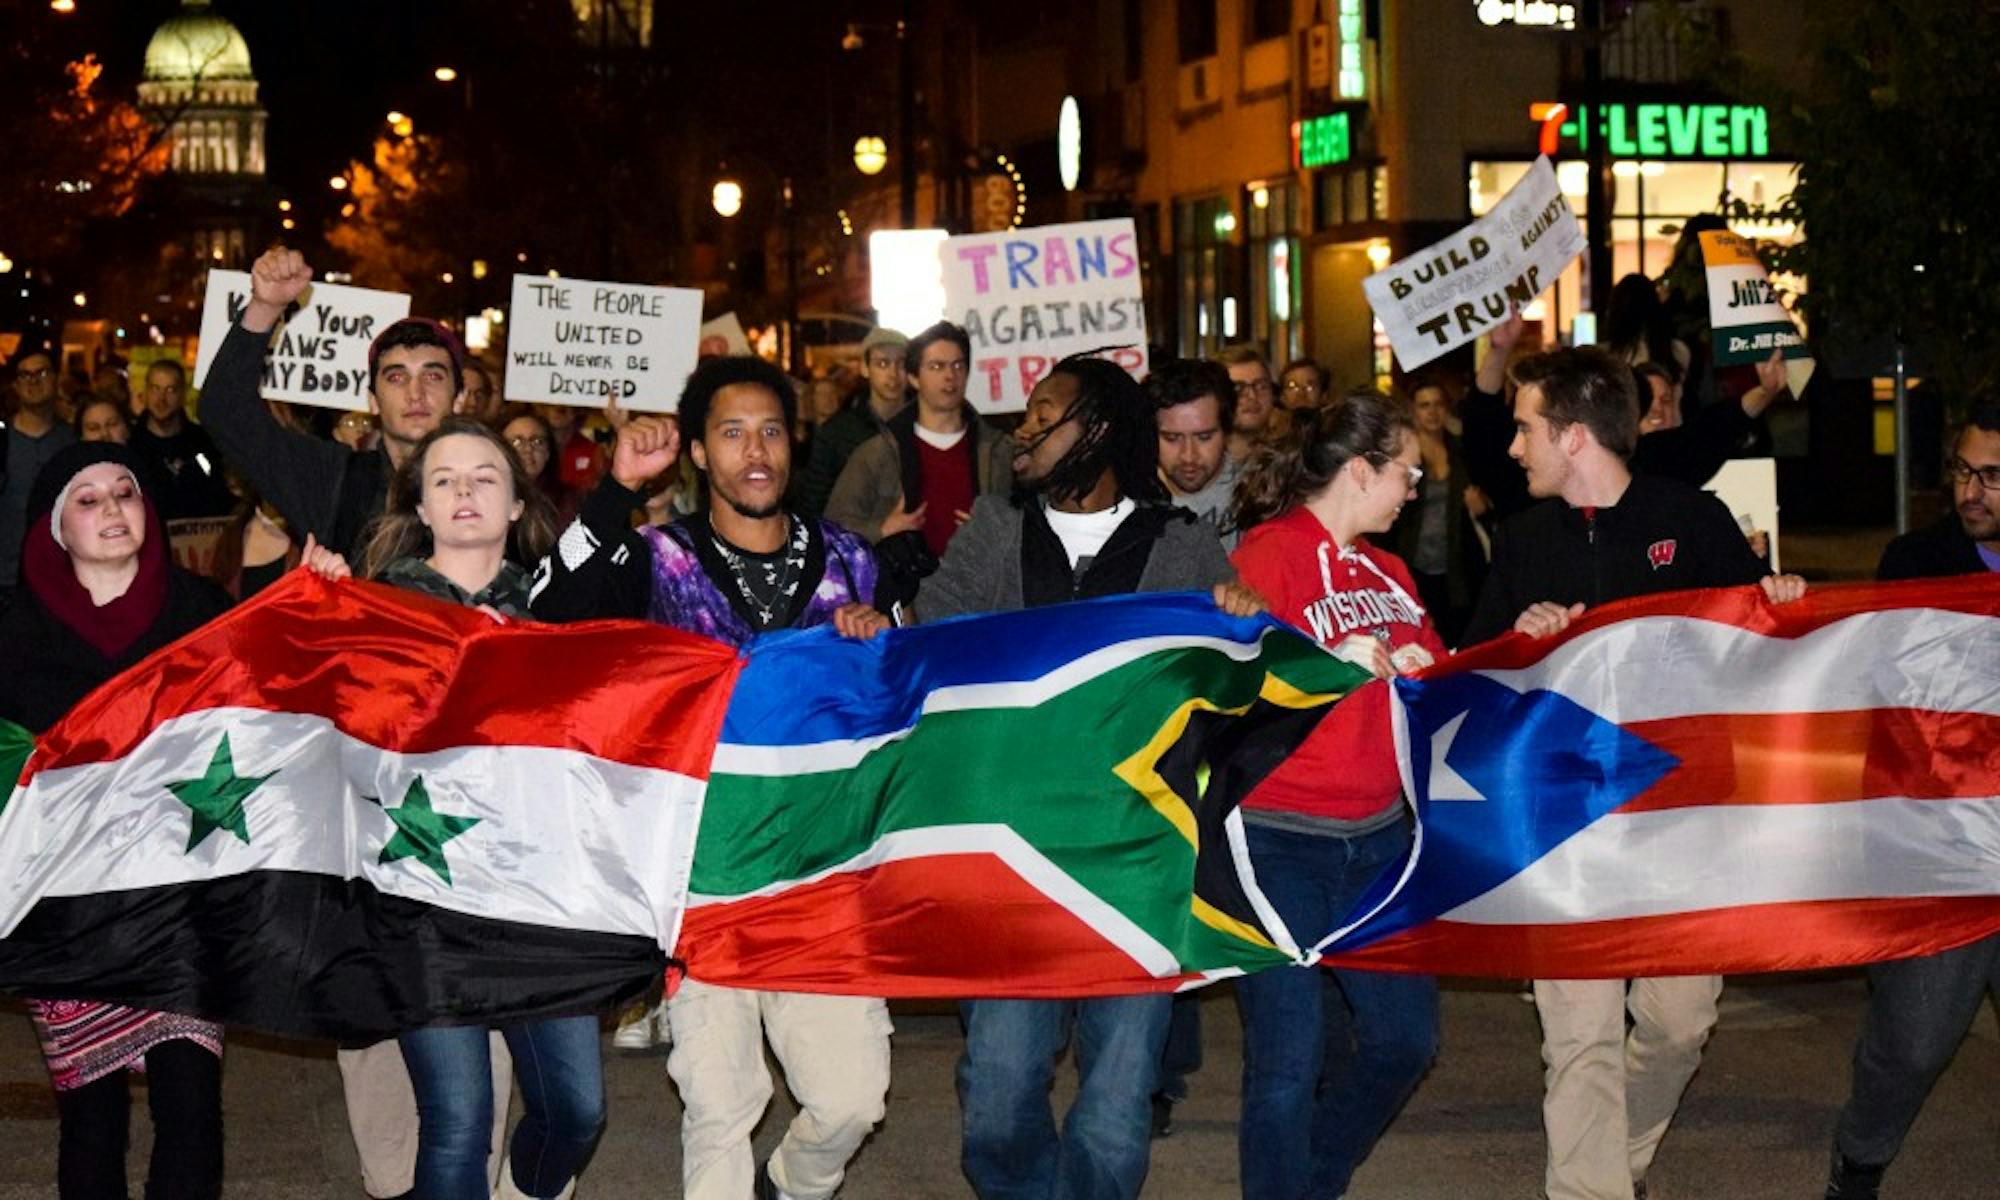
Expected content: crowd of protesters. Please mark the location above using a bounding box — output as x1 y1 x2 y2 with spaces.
0 240 1993 1200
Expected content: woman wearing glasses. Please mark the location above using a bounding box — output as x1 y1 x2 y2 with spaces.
1224 388 1444 1200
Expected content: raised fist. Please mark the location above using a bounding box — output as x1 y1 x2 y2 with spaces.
242 248 313 332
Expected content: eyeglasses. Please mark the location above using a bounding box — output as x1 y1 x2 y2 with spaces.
1281 379 1321 396
1948 457 2000 491
1372 456 1424 488
508 435 550 452
16 367 52 382
1234 379 1275 398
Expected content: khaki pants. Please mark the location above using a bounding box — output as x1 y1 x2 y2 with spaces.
336 1035 513 1198
1535 976 1723 1200
665 979 893 1200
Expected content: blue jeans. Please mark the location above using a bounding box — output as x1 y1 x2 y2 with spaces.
1835 932 2000 1169
1236 820 1438 1200
1157 991 1203 1102
399 1016 605 1200
958 994 1171 1200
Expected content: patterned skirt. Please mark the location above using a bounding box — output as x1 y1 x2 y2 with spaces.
27 999 224 1091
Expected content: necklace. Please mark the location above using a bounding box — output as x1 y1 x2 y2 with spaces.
710 515 809 628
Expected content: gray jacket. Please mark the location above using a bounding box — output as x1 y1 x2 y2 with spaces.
920 493 1234 621
824 410 1016 544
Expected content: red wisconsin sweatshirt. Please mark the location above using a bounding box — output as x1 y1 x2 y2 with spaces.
1230 506 1446 824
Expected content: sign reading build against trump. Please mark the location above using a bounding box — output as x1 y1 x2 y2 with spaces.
506 275 703 413
942 219 1148 413
192 270 410 411
1362 157 1585 370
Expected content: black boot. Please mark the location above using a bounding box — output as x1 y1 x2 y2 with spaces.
1825 1152 1886 1200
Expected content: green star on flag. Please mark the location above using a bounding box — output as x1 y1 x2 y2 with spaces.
376 776 481 886
166 732 275 852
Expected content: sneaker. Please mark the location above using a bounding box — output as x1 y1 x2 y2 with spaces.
1826 1154 1886 1200
611 1007 656 1051
1149 1092 1174 1139
651 1001 673 1047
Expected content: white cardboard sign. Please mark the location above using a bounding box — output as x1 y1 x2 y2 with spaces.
940 218 1149 414
1362 156 1585 371
505 275 704 412
192 270 410 411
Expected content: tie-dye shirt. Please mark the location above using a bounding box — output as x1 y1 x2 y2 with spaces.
639 518 878 647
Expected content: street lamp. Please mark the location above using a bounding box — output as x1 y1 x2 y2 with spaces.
329 175 349 191
711 179 744 218
387 110 414 138
853 136 888 176
50 0 76 13
433 66 458 83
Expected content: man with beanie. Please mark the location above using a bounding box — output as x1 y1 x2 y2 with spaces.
795 326 909 516
199 247 465 558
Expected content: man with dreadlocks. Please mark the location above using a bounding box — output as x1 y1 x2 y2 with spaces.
920 354 1264 1200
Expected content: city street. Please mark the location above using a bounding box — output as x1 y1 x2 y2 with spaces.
2 973 1992 1198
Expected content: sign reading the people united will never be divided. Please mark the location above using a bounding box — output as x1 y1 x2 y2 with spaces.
505 275 704 413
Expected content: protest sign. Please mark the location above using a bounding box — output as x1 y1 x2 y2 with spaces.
699 313 752 357
1705 457 1781 572
941 218 1148 414
192 271 411 411
505 275 702 413
1362 156 1585 371
1699 230 1815 396
167 516 235 577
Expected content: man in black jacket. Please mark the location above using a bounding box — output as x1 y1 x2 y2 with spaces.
1462 346 1806 1200
200 247 463 558
1822 400 1999 1200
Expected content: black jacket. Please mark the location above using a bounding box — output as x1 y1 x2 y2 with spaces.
0 568 231 734
1463 473 1768 645
200 322 394 558
1877 517 1991 582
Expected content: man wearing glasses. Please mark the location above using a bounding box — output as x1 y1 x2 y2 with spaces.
796 326 909 516
1215 345 1277 462
0 348 78 592
826 321 1014 610
1822 399 2000 1200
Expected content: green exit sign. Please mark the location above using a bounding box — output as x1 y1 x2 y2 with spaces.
1295 112 1352 170
1558 103 1770 159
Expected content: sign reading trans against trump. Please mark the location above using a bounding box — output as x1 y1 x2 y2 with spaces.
506 275 703 412
1362 156 1585 370
942 219 1149 413
193 270 410 411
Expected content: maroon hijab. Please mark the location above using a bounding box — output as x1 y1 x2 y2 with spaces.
21 442 173 660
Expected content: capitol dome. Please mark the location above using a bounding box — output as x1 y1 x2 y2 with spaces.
142 0 254 84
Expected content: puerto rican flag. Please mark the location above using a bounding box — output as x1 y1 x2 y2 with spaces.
1326 576 2000 978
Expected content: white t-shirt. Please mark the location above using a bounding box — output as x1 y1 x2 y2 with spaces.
912 423 967 451
1042 498 1135 571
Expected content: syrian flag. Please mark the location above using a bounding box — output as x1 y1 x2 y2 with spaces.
1326 575 2000 978
0 573 737 1042
677 593 1371 997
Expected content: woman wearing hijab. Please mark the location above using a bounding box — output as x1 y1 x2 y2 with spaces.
0 441 232 1200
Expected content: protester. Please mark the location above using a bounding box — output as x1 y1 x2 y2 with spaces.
1278 357 1329 412
1150 357 1242 552
201 248 464 558
205 469 298 602
537 402 605 492
128 359 232 520
1602 273 1692 380
1216 345 1277 461
1462 346 1807 1200
74 397 132 445
455 359 504 425
1461 311 1788 521
1227 389 1444 1200
1821 400 2000 1200
499 407 581 523
1387 376 1489 645
0 441 230 1200
921 353 1261 1200
796 326 908 515
333 410 380 453
531 356 891 1200
302 417 596 1200
1 347 79 593
825 321 1013 613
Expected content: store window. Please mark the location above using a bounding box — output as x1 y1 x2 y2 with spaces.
1173 194 1243 359
1466 158 1800 346
1312 162 1387 229
1247 180 1302 365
